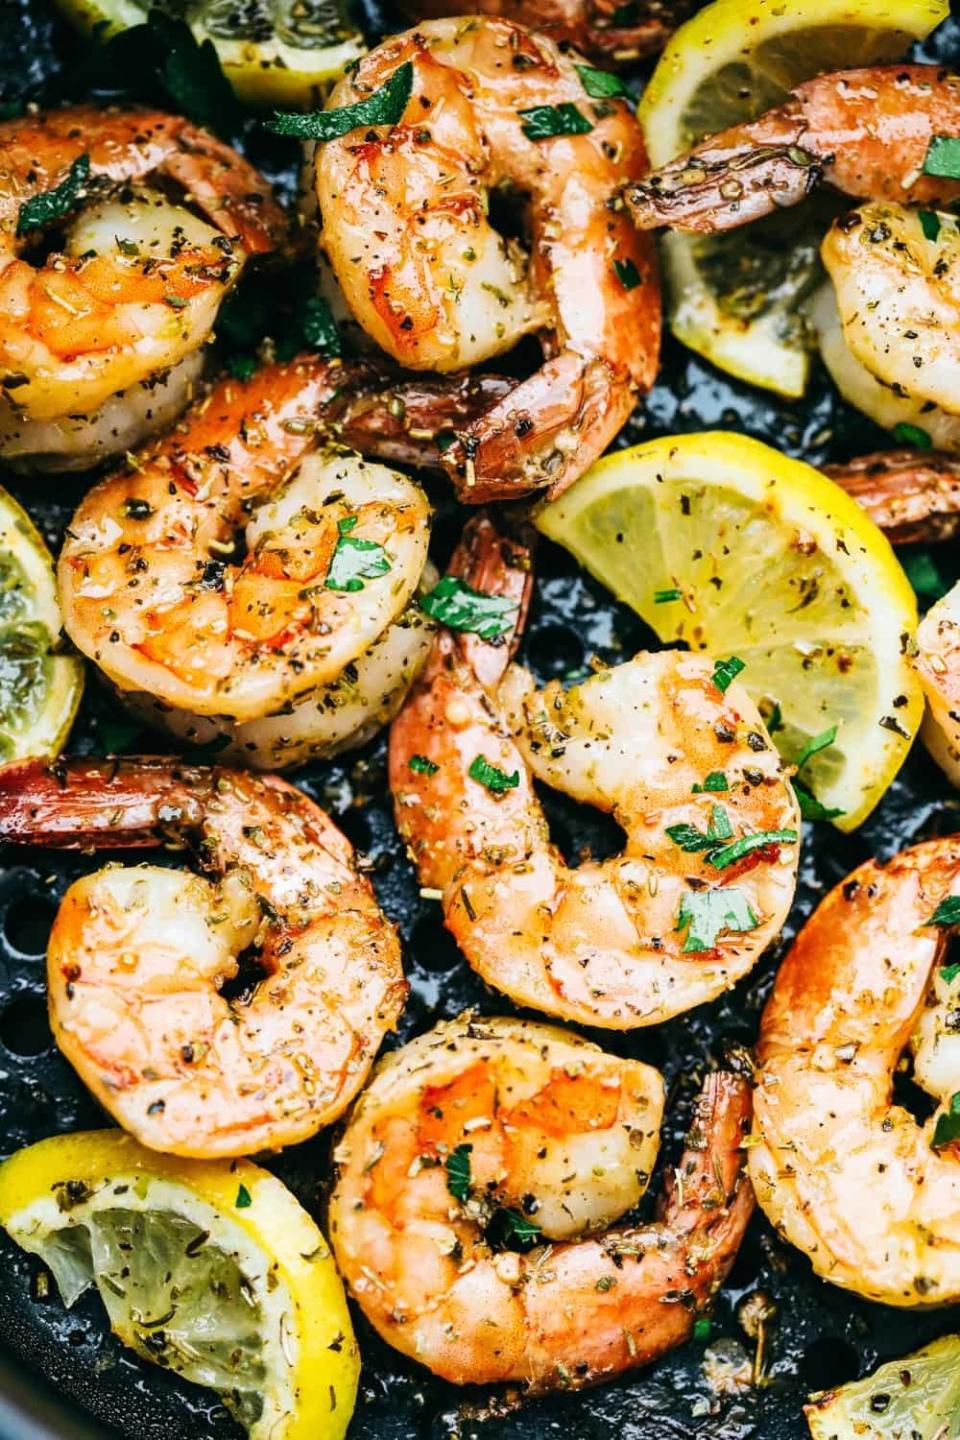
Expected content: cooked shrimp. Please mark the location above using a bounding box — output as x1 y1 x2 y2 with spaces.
626 66 960 234
329 1012 753 1389
915 584 960 786
0 756 407 1158
389 516 800 1027
59 356 432 726
0 106 287 437
751 837 960 1306
823 450 960 547
316 18 660 501
399 0 692 64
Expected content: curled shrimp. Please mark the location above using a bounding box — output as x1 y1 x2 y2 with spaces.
389 516 800 1027
751 837 960 1306
329 1012 753 1390
915 583 960 786
0 756 407 1158
316 18 660 502
58 357 432 730
625 66 960 235
399 0 693 65
823 449 960 547
0 105 287 440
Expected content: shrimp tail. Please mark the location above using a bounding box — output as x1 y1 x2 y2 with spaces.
656 1070 754 1244
334 370 519 472
445 511 535 690
824 450 960 546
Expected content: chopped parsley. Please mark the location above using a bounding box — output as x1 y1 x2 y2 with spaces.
763 701 783 735
923 135 960 182
666 804 732 854
498 1208 542 1247
901 549 949 603
575 65 628 99
794 724 837 773
324 516 391 593
693 1317 712 1342
614 257 643 290
518 102 593 141
302 295 341 358
654 586 682 603
267 61 413 140
919 210 942 243
891 421 933 450
17 153 90 236
708 828 797 870
445 1143 472 1202
468 755 519 793
929 896 960 928
940 962 960 984
793 781 844 822
932 1091 960 1150
676 888 759 953
693 771 728 794
668 806 795 868
235 1184 252 1209
419 575 518 640
712 655 745 693
409 754 439 776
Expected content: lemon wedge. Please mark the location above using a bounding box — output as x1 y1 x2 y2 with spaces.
536 432 924 830
805 1334 960 1439
0 1131 359 1440
0 486 83 763
638 0 949 398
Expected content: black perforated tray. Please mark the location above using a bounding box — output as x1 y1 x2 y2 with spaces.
0 3 959 1436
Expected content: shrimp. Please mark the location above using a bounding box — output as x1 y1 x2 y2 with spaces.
625 66 960 235
329 1012 754 1390
915 583 960 787
399 0 692 64
58 356 432 728
0 756 407 1158
0 105 287 441
750 837 960 1307
823 450 960 547
389 516 800 1027
316 18 660 502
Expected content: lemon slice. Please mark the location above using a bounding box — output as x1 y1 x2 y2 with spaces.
536 432 923 830
0 487 83 763
55 0 366 107
638 0 948 398
805 1334 960 1439
0 1131 359 1440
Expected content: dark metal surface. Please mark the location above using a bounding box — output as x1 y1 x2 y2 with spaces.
1 4 960 1437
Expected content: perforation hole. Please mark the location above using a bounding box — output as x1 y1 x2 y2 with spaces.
3 894 57 957
0 993 51 1056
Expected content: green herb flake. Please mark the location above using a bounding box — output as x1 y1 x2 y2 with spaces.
793 780 844 822
932 1091 960 1150
575 64 628 99
891 421 933 450
235 1184 252 1209
693 771 728 794
654 586 682 603
919 210 942 242
712 655 745 693
499 1208 542 1247
419 575 518 640
940 962 960 984
302 295 341 358
325 517 391 593
445 1143 472 1202
225 353 257 382
902 549 949 603
764 701 783 735
17 153 91 236
409 754 439 776
676 888 759 953
794 724 837 772
666 804 733 855
614 257 642 290
693 1317 712 1342
929 895 960 928
518 102 593 141
469 755 520 793
708 828 797 870
923 135 960 182
267 62 413 140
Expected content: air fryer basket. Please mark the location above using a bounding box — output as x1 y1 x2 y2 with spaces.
0 3 959 1436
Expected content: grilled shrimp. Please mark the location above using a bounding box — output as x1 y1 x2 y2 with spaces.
0 757 406 1157
399 0 692 64
625 66 960 235
329 1013 753 1389
59 357 432 741
751 837 960 1307
0 107 287 466
915 584 960 787
316 18 660 502
389 516 800 1027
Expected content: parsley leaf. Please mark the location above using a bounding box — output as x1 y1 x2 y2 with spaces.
301 295 341 358
929 896 960 928
794 724 837 772
902 549 949 603
409 754 439 776
654 586 682 603
17 154 90 236
445 1143 472 1202
793 780 844 822
708 828 797 870
693 1317 712 1342
941 962 960 984
676 888 759 953
614 257 643 290
469 755 519 793
919 210 942 242
325 517 391 593
266 62 413 140
519 102 593 141
575 65 628 99
498 1208 542 1248
419 575 518 640
923 135 960 182
666 804 733 854
763 701 783 735
932 1091 960 1150
693 772 728 794
891 421 933 449
235 1184 252 1208
712 655 745 693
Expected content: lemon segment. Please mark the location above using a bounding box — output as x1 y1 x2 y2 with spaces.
53 0 366 108
0 486 83 763
0 1131 359 1440
805 1334 960 1439
638 0 949 397
536 432 924 830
